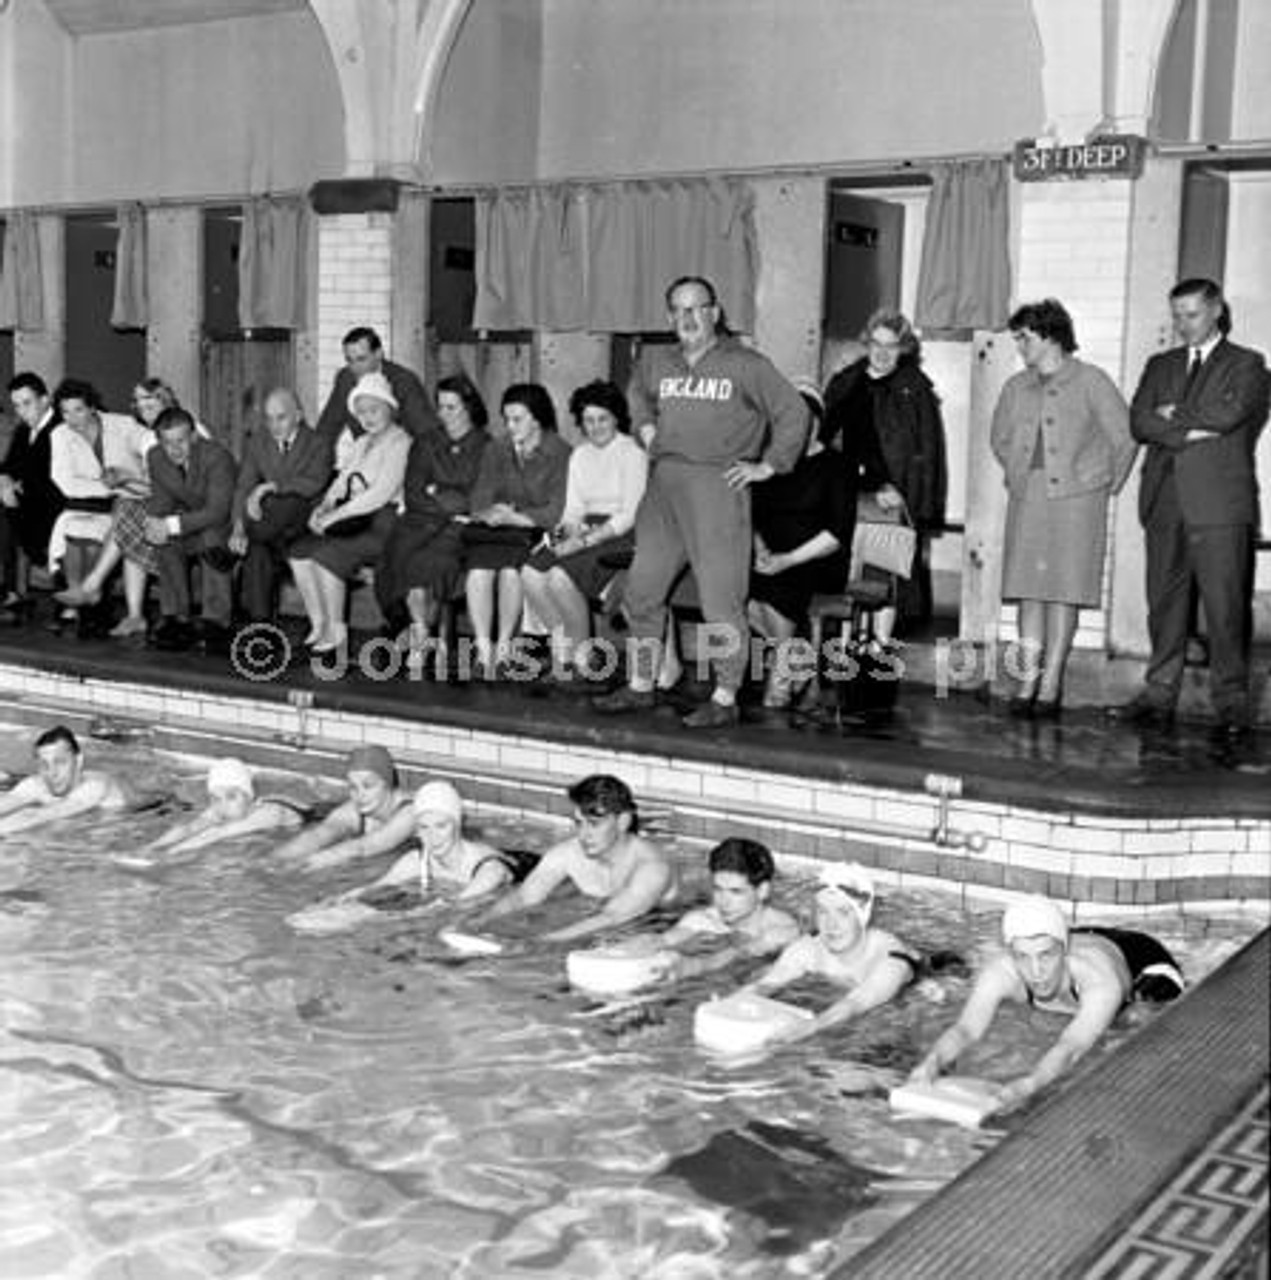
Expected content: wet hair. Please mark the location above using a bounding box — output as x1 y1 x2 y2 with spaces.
709 837 775 886
568 774 639 833
343 326 383 352
35 724 80 755
1008 299 1078 354
1170 277 1232 336
502 382 557 433
7 371 48 399
861 308 921 360
436 374 489 430
153 406 197 437
569 380 631 435
53 378 105 413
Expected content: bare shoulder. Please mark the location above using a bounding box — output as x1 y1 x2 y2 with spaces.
1069 934 1132 996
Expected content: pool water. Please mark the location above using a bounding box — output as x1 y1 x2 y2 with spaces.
0 731 1257 1278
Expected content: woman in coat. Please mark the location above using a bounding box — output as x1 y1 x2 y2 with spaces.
991 299 1136 717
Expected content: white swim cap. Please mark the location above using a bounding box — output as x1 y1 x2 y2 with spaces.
207 758 254 798
413 780 463 822
815 861 875 925
1001 896 1070 947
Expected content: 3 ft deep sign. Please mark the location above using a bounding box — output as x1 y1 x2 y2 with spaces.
1013 135 1146 182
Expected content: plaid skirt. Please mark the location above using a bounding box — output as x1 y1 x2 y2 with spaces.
114 498 158 574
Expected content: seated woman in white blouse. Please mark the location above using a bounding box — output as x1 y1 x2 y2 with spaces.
287 372 411 655
521 380 648 687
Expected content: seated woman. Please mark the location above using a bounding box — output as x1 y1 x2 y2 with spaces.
521 380 648 688
274 745 415 871
127 758 303 861
461 383 571 678
46 379 154 634
56 378 196 639
374 374 490 674
287 372 411 654
289 781 530 931
748 386 854 708
741 861 919 1044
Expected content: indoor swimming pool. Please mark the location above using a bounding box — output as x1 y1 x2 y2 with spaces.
0 728 1258 1278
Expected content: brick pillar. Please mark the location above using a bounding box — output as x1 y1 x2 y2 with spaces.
315 212 394 412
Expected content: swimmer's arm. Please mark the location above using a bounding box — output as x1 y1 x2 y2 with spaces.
542 853 675 944
167 803 310 855
481 846 574 922
360 848 419 892
0 777 41 821
801 954 915 1040
0 775 113 833
743 939 813 995
910 959 1015 1085
304 806 417 871
144 808 217 852
997 981 1124 1110
275 805 357 861
454 848 514 902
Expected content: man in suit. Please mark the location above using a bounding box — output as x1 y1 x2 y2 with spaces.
229 387 332 622
1113 278 1269 736
314 326 437 453
145 408 237 653
0 372 63 616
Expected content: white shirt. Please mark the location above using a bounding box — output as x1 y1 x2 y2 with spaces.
560 434 648 536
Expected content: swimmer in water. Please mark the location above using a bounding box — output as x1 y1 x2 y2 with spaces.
479 774 679 943
908 894 1185 1112
630 838 801 981
275 745 415 871
136 758 303 858
740 861 920 1044
289 781 537 931
0 725 129 836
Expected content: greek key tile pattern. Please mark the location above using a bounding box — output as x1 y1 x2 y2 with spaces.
1084 1082 1269 1279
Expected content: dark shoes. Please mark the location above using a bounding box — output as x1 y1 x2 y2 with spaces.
1105 697 1175 731
151 617 196 652
591 686 656 715
681 701 740 730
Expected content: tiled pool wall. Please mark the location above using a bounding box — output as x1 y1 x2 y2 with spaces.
1 659 1267 924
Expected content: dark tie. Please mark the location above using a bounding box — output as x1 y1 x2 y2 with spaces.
1183 349 1203 397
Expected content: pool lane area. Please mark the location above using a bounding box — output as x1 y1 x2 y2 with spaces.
0 626 1267 1276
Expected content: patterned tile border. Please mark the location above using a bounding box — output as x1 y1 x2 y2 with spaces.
1 660 1268 918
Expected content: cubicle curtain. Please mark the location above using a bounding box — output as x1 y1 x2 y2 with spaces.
474 177 757 333
238 194 309 330
914 158 1011 333
0 212 45 332
110 202 148 330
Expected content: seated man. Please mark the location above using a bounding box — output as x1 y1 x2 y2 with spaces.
631 837 801 980
229 387 332 623
129 758 303 861
145 408 237 653
0 725 129 835
480 774 679 944
274 745 416 871
909 894 1185 1112
742 861 920 1043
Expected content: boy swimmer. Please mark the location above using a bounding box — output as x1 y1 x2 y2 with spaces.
137 758 303 858
637 838 801 980
275 745 415 870
479 774 678 943
0 726 129 836
909 894 1184 1111
741 862 920 1043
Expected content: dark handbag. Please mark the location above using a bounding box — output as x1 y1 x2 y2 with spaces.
852 494 917 579
323 511 376 539
824 634 903 717
457 522 543 551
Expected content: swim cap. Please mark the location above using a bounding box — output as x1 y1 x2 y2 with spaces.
346 745 396 787
815 861 875 925
413 780 463 822
1001 896 1070 948
207 757 254 798
347 371 399 417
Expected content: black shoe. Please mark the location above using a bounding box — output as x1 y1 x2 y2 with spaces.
1105 697 1174 730
592 686 656 715
1007 693 1036 719
152 617 196 652
1031 698 1063 721
1212 715 1252 744
197 622 232 656
681 701 740 730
